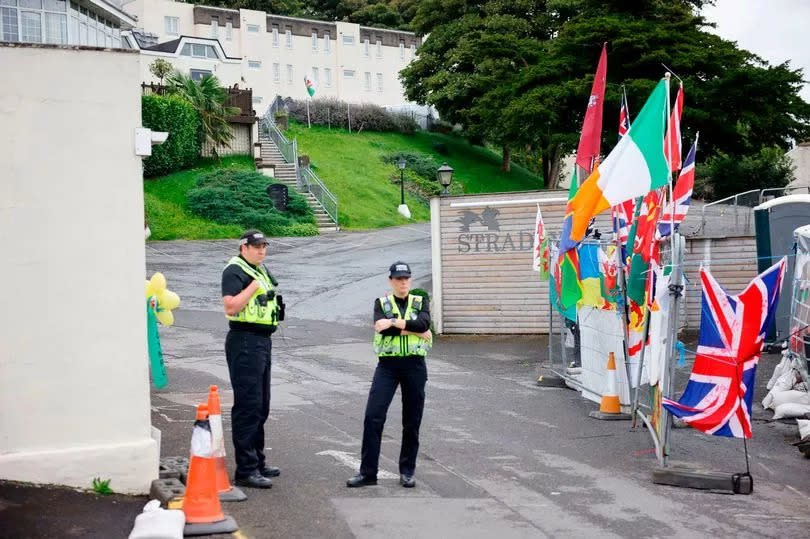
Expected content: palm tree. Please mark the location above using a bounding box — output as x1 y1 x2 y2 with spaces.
165 72 240 158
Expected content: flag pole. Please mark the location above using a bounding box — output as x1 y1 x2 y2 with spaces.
307 97 311 128
660 72 680 467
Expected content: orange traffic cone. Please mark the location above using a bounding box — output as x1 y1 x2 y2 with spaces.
183 404 239 536
589 352 631 420
207 385 247 502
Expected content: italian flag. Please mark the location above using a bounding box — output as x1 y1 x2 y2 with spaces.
560 79 670 252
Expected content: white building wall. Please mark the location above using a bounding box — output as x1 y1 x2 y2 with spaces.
127 0 420 114
787 143 810 188
0 44 158 494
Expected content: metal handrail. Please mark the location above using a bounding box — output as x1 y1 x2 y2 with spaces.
300 167 339 228
260 107 339 230
759 185 810 203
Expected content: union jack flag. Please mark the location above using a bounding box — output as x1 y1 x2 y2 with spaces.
618 87 630 139
658 138 698 238
663 258 787 438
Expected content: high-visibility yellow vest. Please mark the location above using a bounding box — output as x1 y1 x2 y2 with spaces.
373 294 431 357
224 256 279 327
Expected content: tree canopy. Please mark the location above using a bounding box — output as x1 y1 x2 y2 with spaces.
400 0 810 187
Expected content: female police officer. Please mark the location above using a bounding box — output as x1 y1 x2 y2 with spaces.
347 261 432 488
221 230 284 489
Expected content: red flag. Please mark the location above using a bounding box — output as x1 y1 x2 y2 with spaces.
664 82 684 171
618 86 630 139
575 43 607 172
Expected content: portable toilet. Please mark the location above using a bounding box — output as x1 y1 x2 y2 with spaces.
754 194 810 344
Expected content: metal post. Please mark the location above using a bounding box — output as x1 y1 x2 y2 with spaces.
400 168 405 205
613 216 635 407
306 99 311 128
660 233 685 466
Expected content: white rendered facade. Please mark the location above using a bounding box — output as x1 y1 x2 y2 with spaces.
121 0 421 114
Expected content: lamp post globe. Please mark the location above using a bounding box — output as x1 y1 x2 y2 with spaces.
437 162 454 195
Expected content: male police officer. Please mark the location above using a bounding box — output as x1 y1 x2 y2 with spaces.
347 262 432 488
221 230 284 489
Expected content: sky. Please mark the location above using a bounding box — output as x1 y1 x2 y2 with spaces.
701 0 810 101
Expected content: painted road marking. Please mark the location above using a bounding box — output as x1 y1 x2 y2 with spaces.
316 450 398 479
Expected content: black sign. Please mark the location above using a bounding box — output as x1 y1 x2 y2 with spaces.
266 183 289 212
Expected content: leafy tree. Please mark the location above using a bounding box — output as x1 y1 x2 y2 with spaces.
166 72 240 158
149 58 173 86
696 146 795 201
402 0 810 189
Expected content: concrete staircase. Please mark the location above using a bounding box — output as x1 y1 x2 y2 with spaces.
257 133 338 233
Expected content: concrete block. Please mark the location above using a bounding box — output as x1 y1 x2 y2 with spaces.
150 478 185 505
159 456 189 483
652 463 736 493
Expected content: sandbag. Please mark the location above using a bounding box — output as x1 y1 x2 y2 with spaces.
771 390 810 409
128 499 185 539
773 403 810 420
766 354 791 390
798 419 810 440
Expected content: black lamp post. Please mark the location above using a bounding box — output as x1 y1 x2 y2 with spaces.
437 162 454 195
397 157 406 205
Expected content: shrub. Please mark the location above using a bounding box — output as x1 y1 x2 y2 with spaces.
142 94 201 177
187 169 316 236
432 142 449 156
429 119 454 134
382 151 464 198
701 147 796 201
284 97 418 134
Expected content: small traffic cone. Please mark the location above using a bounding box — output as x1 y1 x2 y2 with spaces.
207 385 247 502
183 404 239 536
589 352 631 420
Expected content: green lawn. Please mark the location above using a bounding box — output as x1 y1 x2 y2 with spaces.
144 155 252 240
287 123 544 229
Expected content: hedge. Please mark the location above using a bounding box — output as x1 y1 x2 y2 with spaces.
284 97 418 134
142 95 201 178
187 169 318 236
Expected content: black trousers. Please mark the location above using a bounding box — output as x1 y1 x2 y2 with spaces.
225 329 272 478
360 357 427 477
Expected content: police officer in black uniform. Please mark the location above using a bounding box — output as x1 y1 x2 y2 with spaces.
347 262 432 488
221 230 285 489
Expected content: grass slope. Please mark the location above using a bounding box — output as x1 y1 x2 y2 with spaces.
287 124 543 229
144 155 252 240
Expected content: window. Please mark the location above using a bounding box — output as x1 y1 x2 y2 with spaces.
286 63 293 83
20 10 41 42
342 34 353 45
164 15 178 36
225 20 231 40
190 69 212 81
312 66 318 83
410 43 415 59
323 30 330 53
246 23 259 33
363 38 369 56
376 72 383 92
364 71 371 91
399 39 404 59
44 10 65 43
248 60 261 69
253 96 262 104
180 43 218 59
311 30 317 50
375 38 381 58
324 67 331 87
284 26 291 48
210 16 218 38
1 4 19 42
343 69 354 79
272 62 280 81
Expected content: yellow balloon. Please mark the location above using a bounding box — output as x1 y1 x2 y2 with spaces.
158 290 181 311
155 309 174 326
148 272 167 295
145 280 154 297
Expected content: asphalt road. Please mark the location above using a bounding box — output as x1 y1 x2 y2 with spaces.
146 224 810 538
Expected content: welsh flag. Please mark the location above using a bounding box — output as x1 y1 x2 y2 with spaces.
304 74 316 97
560 79 670 253
532 204 550 279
